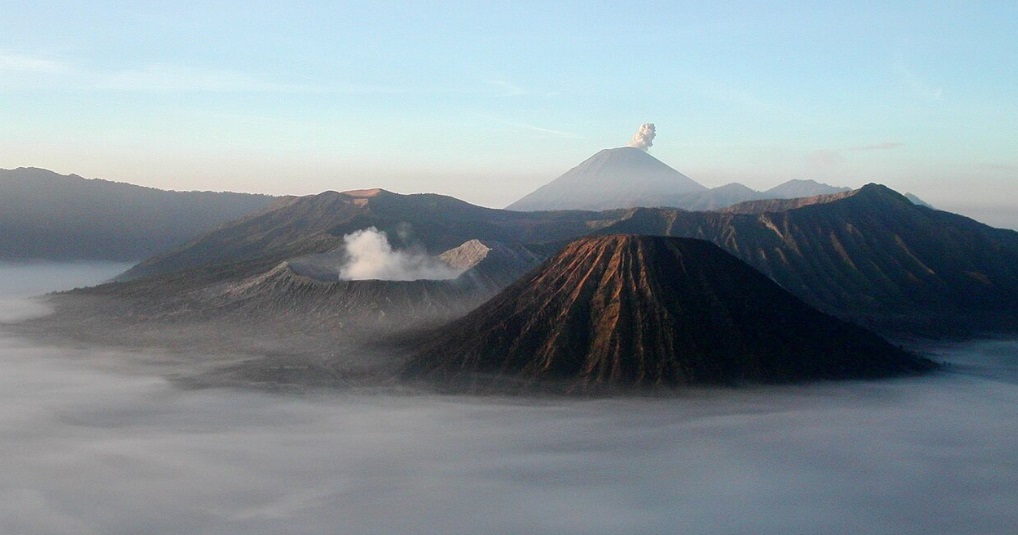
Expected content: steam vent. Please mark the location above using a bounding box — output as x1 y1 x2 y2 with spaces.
405 235 934 389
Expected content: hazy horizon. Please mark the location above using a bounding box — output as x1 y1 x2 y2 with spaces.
4 162 1017 232
2 3 1015 227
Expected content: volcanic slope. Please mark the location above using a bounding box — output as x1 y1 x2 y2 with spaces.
120 188 622 282
103 182 1018 336
506 147 707 211
597 184 1018 333
405 235 933 390
32 238 546 381
206 238 545 333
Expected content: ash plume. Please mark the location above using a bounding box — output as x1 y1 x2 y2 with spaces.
627 123 656 150
338 227 463 281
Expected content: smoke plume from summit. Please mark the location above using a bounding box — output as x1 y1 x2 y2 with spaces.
627 123 656 150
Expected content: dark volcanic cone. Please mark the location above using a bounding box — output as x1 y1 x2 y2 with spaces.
404 235 934 389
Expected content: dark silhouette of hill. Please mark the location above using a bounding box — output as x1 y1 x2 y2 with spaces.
598 184 1018 333
404 235 933 390
0 167 276 261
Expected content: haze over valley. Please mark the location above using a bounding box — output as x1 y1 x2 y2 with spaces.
2 263 1018 534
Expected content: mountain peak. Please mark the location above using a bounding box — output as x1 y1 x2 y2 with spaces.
342 187 389 198
405 234 932 389
847 183 918 207
762 179 851 199
506 147 706 211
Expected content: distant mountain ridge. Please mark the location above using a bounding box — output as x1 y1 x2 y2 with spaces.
506 147 850 212
100 182 1018 336
117 188 625 281
0 167 276 261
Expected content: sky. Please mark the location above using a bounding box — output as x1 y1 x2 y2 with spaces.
1 1 1016 227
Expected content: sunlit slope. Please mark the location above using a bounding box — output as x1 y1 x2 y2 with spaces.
405 235 933 388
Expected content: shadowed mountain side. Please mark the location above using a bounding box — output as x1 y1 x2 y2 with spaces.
904 192 933 208
22 239 545 388
404 236 934 390
43 239 545 355
75 182 1018 339
660 183 760 211
719 189 857 214
205 264 494 332
202 239 545 332
596 185 1018 334
120 189 623 281
655 180 851 212
439 240 545 290
0 167 276 261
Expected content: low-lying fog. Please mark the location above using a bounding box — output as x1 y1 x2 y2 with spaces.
2 263 1017 534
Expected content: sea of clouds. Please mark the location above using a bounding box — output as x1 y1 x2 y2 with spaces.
1 262 1017 534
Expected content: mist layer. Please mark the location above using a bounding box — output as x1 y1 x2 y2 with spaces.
1 264 1017 534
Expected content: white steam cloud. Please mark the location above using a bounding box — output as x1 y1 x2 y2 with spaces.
339 227 463 281
627 122 656 151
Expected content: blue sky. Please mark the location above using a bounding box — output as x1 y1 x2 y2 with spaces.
2 1 1016 227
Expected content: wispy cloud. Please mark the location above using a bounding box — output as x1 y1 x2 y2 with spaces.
894 52 944 103
485 78 562 99
487 79 528 97
807 149 846 168
513 122 579 138
850 142 904 152
0 53 411 95
901 67 944 101
477 113 580 139
97 64 321 93
0 51 69 74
